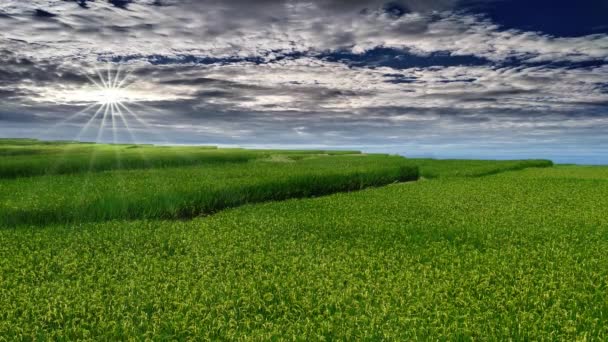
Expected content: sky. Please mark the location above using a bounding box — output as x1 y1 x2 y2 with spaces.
0 0 607 163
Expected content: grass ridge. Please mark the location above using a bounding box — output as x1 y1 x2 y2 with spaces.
1 156 418 226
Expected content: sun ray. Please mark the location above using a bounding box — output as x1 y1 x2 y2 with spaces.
108 103 124 169
45 102 99 133
115 105 150 166
128 102 172 126
95 102 110 143
46 103 106 175
95 68 109 89
116 70 134 90
117 102 192 160
112 102 152 168
113 102 139 144
55 64 167 149
85 74 104 91
111 103 118 144
86 102 110 175
129 101 163 113
75 103 107 141
117 102 155 131
117 102 172 145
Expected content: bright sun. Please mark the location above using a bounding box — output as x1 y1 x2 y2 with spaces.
99 87 125 105
90 68 130 106
48 66 161 145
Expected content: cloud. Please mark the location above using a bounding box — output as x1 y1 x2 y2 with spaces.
1 1 606 64
0 0 607 162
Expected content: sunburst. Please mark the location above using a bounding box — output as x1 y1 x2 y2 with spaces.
49 64 167 145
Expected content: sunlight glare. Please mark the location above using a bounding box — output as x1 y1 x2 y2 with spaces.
98 87 126 105
47 65 171 145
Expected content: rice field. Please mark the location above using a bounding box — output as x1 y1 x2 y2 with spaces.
1 139 603 340
412 158 553 178
0 139 359 178
0 155 418 226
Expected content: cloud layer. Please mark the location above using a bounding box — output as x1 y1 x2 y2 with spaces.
0 0 607 162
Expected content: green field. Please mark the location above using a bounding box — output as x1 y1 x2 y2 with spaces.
0 139 359 179
1 139 606 340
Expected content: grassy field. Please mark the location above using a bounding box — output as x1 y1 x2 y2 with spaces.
0 139 418 226
0 139 360 178
0 155 419 226
2 139 605 339
413 158 553 178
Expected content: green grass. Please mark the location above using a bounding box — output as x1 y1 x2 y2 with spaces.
1 151 417 226
0 140 553 227
1 166 606 339
410 158 554 178
3 139 601 340
0 138 88 146
0 139 362 178
0 148 255 178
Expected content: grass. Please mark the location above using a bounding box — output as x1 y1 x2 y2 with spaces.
410 158 554 178
1 140 553 226
0 139 361 178
1 166 606 339
3 139 600 340
0 141 417 225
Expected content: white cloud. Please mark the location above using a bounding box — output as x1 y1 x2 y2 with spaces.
1 1 607 63
0 0 607 159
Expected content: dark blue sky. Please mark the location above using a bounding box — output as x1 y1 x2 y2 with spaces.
462 0 608 37
0 0 607 163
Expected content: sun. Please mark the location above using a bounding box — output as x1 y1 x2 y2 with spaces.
98 87 125 105
88 67 131 105
47 65 166 145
